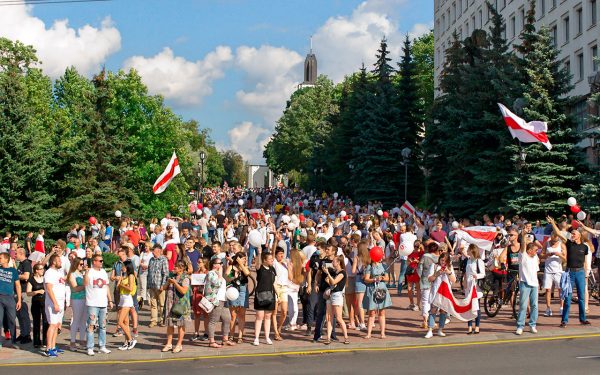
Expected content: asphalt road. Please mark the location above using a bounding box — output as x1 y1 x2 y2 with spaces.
2 335 600 375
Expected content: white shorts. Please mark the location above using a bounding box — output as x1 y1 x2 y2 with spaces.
327 291 344 306
543 272 562 289
421 289 431 317
45 303 65 325
119 294 134 308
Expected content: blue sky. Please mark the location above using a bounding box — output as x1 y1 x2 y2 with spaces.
0 0 433 162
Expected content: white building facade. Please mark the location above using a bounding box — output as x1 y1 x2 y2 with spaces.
434 0 599 163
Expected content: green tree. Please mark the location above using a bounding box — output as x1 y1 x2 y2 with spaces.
221 150 246 187
412 31 435 117
0 38 59 233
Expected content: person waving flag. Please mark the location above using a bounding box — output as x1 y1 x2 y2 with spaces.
498 103 552 150
153 151 181 194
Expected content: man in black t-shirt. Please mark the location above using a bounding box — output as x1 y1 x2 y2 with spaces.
548 217 591 326
312 244 337 343
15 247 32 343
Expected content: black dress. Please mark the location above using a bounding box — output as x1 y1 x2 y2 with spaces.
254 265 276 311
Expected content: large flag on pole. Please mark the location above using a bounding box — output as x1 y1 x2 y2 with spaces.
153 151 181 194
450 226 499 251
498 103 552 150
400 201 415 216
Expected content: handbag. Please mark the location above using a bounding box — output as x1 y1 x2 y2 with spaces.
171 300 187 318
373 281 386 303
198 282 214 314
256 290 274 306
405 264 415 276
323 287 332 300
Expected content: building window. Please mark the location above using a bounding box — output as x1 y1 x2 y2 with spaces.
572 99 588 131
479 9 483 28
564 16 570 43
576 7 583 35
510 15 516 38
452 2 457 23
551 0 557 9
592 0 598 26
577 52 584 80
551 24 558 46
539 0 545 17
442 15 446 31
520 7 526 28
592 45 599 71
447 10 451 29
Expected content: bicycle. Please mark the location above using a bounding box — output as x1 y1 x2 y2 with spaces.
588 271 599 302
484 270 520 319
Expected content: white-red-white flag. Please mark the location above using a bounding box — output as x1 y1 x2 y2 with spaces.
450 226 499 251
432 274 480 322
153 151 181 194
400 201 415 216
498 103 552 150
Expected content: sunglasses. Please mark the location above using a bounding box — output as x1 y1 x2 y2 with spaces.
94 259 104 263
78 263 84 267
214 262 223 265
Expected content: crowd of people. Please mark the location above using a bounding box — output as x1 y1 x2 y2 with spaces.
0 186 599 358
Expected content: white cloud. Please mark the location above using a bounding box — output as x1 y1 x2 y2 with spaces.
0 3 121 78
409 22 433 40
123 46 233 106
224 121 271 164
235 45 303 123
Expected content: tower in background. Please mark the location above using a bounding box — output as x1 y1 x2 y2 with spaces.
299 36 317 88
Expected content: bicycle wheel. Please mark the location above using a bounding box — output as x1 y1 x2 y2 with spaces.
484 289 502 317
511 286 519 320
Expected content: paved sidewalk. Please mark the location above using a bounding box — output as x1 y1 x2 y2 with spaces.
1 288 599 365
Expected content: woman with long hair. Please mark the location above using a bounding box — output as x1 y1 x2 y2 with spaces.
352 240 370 331
27 264 48 348
406 241 424 311
191 258 210 342
226 252 251 343
362 246 392 339
465 245 485 334
425 252 456 338
66 258 87 351
286 248 306 331
205 257 234 348
323 255 350 344
116 260 137 350
253 252 277 346
162 260 191 353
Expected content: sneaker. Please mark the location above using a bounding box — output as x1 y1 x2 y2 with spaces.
19 336 32 344
530 326 538 334
445 318 451 325
424 329 433 339
127 339 137 350
412 305 420 312
515 328 523 335
580 320 592 325
438 330 446 337
544 308 552 317
359 323 367 331
44 349 58 358
133 328 139 338
559 307 563 316
266 338 273 345
118 341 130 351
252 338 259 346
299 324 308 330
148 322 157 328
87 348 95 356
112 331 123 337
54 347 65 354
191 333 199 342
201 334 209 341
99 347 111 354
407 304 414 310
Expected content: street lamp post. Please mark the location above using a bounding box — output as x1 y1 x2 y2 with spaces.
199 151 206 204
401 147 411 202
320 168 324 192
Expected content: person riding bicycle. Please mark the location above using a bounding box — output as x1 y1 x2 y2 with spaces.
503 229 521 303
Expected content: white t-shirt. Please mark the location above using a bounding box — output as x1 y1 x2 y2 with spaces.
217 277 226 302
273 259 289 287
140 252 154 275
86 268 110 307
545 243 563 274
519 252 539 287
302 244 317 260
44 267 66 304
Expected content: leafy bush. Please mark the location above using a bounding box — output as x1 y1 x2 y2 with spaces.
102 252 119 270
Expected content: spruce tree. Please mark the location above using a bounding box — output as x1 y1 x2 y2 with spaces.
508 0 587 216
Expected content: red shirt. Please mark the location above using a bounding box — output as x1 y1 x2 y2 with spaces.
125 230 141 246
165 243 178 271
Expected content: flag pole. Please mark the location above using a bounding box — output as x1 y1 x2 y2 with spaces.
515 140 549 216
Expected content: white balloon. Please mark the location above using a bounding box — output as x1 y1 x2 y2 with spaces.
291 214 300 225
377 209 383 216
577 211 587 221
333 192 339 199
238 199 244 206
196 209 202 216
248 230 263 247
339 210 347 218
397 243 413 257
288 222 297 231
452 221 460 229
303 199 309 206
115 210 122 218
226 287 240 301
282 215 291 224
567 197 577 207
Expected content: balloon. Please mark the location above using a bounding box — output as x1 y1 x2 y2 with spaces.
303 199 309 206
333 192 339 199
298 201 303 207
238 199 244 206
369 246 384 263
339 210 347 218
282 215 291 224
288 222 297 231
577 211 586 221
89 216 97 225
452 221 460 229
567 197 577 207
570 205 581 214
397 243 414 257
383 211 389 219
248 230 263 247
291 214 300 225
115 210 122 218
196 209 202 216
226 287 240 301
377 209 383 216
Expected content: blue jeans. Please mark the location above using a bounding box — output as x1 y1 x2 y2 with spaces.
517 281 538 329
468 308 481 328
397 259 407 294
248 245 259 268
427 307 447 329
313 292 336 340
561 270 586 324
0 294 17 344
86 306 107 350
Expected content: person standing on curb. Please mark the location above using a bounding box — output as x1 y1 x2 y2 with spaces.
147 244 169 327
84 254 114 356
44 254 66 357
515 230 540 335
0 253 21 348
15 247 31 344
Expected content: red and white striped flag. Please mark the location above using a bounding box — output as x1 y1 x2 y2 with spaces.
450 226 499 251
400 201 415 216
432 275 480 322
245 209 262 220
153 151 181 194
498 103 552 150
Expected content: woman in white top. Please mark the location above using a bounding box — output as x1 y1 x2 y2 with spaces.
583 233 596 314
424 252 456 339
464 245 485 334
541 233 566 316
